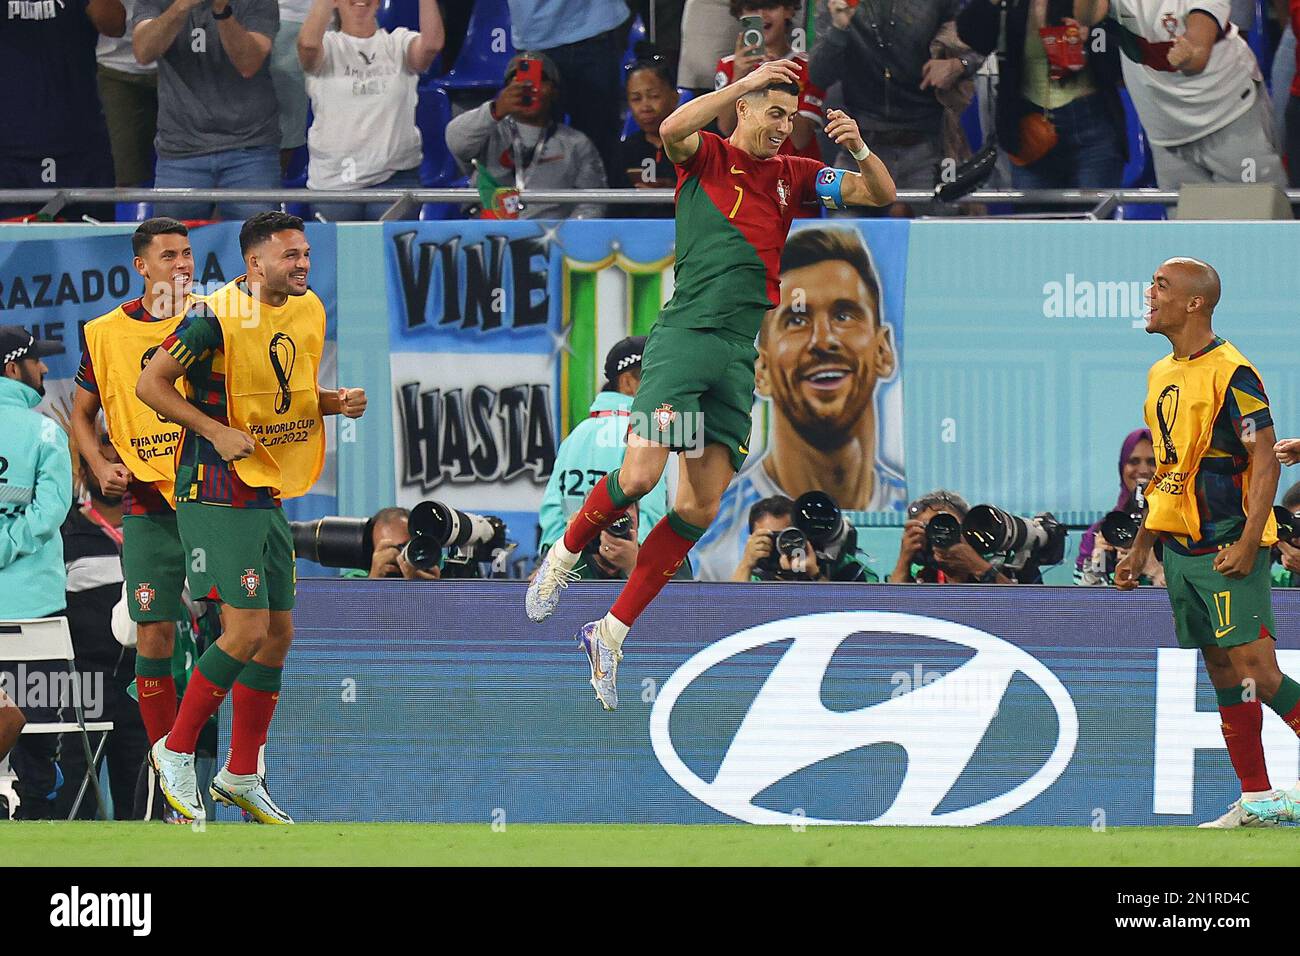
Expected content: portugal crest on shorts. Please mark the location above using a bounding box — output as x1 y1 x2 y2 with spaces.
653 403 676 431
241 568 261 598
134 583 156 612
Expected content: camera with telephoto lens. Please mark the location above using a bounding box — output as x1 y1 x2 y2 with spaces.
754 491 856 581
1100 488 1147 550
291 500 513 577
962 504 1067 578
408 500 513 577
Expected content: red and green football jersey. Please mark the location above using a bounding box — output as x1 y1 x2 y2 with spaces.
659 130 824 340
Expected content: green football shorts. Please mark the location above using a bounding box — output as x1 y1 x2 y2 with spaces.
122 513 187 623
628 323 757 472
1163 545 1275 649
176 502 296 611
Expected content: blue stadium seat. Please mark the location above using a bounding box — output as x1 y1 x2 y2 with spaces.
1120 88 1154 188
621 14 647 71
377 0 418 31
1247 0 1273 78
417 85 462 186
621 88 694 140
436 0 515 91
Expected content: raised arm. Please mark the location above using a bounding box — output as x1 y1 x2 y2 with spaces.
825 109 896 207
406 0 445 74
298 0 333 73
134 0 201 65
211 0 273 79
1167 11 1221 75
659 58 801 164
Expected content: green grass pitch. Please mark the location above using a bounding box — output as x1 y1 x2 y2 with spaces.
4 823 1300 866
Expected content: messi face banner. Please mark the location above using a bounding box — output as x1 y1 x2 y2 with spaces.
384 219 908 572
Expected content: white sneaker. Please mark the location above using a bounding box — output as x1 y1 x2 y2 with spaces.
1197 798 1277 828
149 738 205 821
525 548 581 623
210 769 294 824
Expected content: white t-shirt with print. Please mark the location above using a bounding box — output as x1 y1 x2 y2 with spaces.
1110 0 1261 146
305 28 424 190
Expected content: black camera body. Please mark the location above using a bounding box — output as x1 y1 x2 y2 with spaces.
291 500 514 577
753 491 856 581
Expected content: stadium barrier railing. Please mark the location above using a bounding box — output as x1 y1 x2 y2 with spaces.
7 188 1298 222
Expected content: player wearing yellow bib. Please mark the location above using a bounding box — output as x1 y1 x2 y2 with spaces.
1116 257 1300 828
70 218 197 753
136 212 367 823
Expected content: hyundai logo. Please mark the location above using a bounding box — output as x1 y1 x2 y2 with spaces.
649 612 1078 826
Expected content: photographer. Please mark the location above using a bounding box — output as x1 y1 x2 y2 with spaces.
1272 481 1300 587
341 507 441 580
1075 429 1164 587
891 490 1018 584
737 493 879 582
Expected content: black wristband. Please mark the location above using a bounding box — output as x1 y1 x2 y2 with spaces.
213 4 234 19
977 565 1000 584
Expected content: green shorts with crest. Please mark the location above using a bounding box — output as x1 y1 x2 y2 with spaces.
122 513 187 623
175 502 296 611
628 323 757 473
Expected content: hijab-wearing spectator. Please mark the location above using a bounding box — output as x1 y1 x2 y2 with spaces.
1075 428 1162 586
298 0 444 221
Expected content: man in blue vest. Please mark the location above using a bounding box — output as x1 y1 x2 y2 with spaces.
537 336 670 578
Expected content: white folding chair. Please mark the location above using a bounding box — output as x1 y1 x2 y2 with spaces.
0 618 114 821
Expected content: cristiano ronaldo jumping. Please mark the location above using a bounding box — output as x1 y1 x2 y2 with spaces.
1116 257 1300 827
525 58 895 710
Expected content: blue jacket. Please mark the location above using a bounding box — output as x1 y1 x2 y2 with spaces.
0 376 72 619
539 390 668 548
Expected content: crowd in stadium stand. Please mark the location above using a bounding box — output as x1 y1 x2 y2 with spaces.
2 0 1298 222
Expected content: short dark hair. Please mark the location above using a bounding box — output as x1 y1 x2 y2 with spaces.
780 227 881 310
729 0 799 19
748 494 794 532
626 41 675 89
239 211 306 257
132 217 188 257
1283 482 1300 511
745 79 800 99
907 490 969 520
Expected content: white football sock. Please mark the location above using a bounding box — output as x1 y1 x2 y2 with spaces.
1242 790 1275 801
550 539 580 570
599 614 630 652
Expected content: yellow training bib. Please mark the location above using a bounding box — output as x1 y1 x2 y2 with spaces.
1142 339 1277 546
83 295 198 506
207 278 325 500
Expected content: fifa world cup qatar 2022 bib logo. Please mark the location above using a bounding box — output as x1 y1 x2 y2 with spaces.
269 332 297 415
1155 384 1179 465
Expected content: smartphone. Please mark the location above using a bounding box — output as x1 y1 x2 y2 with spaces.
514 58 542 107
739 15 764 56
